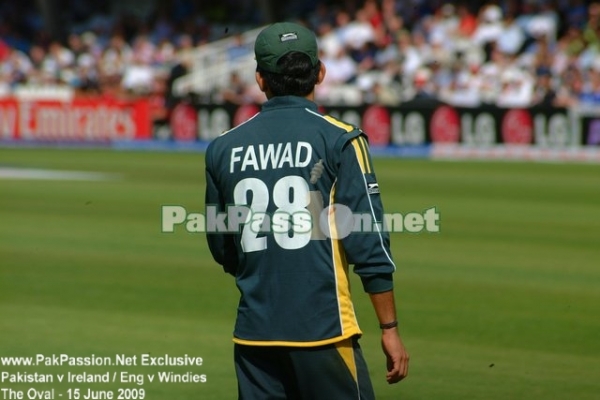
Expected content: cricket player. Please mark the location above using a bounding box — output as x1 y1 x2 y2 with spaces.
205 22 409 399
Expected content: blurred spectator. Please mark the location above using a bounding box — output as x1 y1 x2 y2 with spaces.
309 3 334 29
371 80 402 106
67 34 87 61
517 0 558 45
333 10 353 49
218 71 265 105
396 30 422 77
472 4 504 48
412 68 436 100
551 33 573 76
496 13 525 55
1 46 32 85
317 22 343 58
27 45 47 83
441 62 481 107
567 0 589 29
131 35 156 66
226 33 251 63
154 39 176 66
363 0 383 31
578 63 600 104
219 72 248 104
121 54 154 94
175 34 195 70
321 48 357 84
532 66 557 106
429 31 453 68
555 63 584 106
49 41 75 70
564 26 586 57
496 66 535 108
477 46 507 104
427 3 459 53
343 9 376 51
456 3 477 38
100 34 132 82
151 9 175 43
379 13 403 49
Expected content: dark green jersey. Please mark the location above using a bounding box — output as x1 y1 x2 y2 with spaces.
205 96 396 347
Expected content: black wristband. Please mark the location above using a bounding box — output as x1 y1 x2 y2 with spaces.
379 320 398 330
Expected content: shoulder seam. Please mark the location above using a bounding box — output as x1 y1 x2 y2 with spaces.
219 111 261 137
304 108 357 133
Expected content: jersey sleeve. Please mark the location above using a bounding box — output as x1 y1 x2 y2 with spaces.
205 145 238 276
334 132 396 293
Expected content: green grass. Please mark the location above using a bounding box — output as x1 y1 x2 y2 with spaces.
1 148 599 399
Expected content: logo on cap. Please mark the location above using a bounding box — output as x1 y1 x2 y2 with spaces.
280 32 298 42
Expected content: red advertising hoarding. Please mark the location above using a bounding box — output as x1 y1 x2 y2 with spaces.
0 98 151 141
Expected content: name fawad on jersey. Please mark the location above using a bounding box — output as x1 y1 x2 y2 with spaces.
230 142 313 173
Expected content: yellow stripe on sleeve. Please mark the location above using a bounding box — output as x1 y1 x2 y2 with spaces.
357 136 372 173
321 114 371 173
328 183 361 339
351 139 367 174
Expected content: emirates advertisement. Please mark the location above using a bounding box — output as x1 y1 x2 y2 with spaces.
0 98 151 142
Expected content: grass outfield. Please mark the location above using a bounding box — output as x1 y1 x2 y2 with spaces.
1 147 599 400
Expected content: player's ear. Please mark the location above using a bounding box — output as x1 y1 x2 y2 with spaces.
255 71 267 93
316 61 326 85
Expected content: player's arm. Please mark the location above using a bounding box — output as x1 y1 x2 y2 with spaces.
334 132 394 291
334 132 409 383
205 148 238 276
369 290 409 383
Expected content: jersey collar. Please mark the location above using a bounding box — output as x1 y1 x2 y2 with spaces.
261 96 318 112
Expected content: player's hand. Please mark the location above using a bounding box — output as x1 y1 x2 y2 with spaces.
381 329 409 384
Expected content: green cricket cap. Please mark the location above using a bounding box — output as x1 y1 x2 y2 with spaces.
254 22 319 74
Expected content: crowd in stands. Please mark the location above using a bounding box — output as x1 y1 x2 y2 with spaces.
311 0 600 107
2 0 600 109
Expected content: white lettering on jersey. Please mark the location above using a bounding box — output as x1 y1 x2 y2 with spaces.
230 142 313 173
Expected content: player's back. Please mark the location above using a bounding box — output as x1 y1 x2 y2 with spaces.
205 96 363 345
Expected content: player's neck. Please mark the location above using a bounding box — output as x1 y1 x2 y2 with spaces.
266 91 316 101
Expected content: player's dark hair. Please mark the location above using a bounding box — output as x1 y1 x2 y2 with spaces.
257 52 321 97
